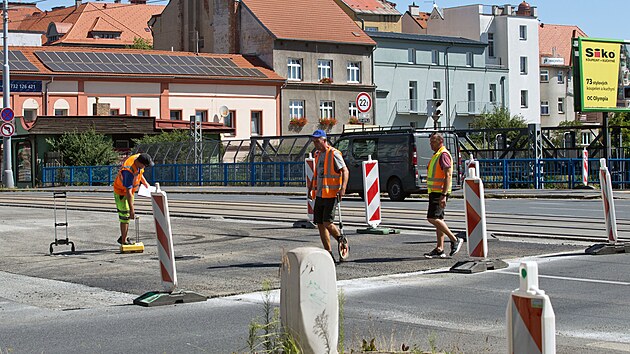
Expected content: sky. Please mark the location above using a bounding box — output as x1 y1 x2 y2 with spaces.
29 0 624 40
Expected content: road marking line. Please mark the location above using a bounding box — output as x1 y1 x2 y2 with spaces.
498 271 630 286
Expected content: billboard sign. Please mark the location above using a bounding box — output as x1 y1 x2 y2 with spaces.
573 37 630 112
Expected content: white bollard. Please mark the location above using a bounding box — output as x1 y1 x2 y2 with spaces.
280 247 338 354
305 153 315 222
599 158 618 243
464 168 488 258
362 155 381 228
506 261 556 354
150 183 178 292
582 148 588 187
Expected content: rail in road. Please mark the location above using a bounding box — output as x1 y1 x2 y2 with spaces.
0 193 623 243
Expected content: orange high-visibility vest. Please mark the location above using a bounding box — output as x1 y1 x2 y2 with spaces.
313 146 343 198
113 154 144 196
427 146 452 194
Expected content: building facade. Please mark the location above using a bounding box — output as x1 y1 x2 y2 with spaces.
150 0 376 135
539 24 587 127
426 2 540 124
370 32 508 129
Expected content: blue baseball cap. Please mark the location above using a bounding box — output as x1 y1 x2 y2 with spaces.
311 129 327 138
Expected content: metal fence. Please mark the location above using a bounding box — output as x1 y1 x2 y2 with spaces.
41 158 630 190
42 161 305 187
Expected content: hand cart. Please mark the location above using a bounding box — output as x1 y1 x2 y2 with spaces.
50 192 75 255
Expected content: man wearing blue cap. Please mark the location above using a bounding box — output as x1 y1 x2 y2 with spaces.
308 129 349 262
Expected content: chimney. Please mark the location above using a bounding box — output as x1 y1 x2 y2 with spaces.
408 2 419 16
130 0 147 4
75 0 81 7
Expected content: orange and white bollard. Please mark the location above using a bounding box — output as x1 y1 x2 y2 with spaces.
133 183 207 306
582 148 588 187
506 261 556 354
150 184 178 292
357 155 399 235
585 159 629 254
465 154 480 178
293 153 316 229
450 168 506 273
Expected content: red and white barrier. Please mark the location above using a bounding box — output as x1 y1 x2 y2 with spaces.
507 261 556 354
362 155 381 228
465 154 480 178
305 153 315 222
463 168 488 258
151 184 178 292
582 148 588 186
599 159 618 243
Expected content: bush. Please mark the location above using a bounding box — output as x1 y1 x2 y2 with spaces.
132 130 191 145
46 129 119 166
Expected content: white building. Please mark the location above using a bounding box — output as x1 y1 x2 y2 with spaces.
425 2 541 124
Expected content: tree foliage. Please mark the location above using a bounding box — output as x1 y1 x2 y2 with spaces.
470 106 527 130
127 37 153 50
132 130 191 145
609 111 630 147
45 129 119 166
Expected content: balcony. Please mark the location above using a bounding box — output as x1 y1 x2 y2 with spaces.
396 99 428 114
456 101 499 116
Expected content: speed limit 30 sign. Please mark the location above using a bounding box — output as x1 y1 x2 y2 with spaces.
356 92 372 113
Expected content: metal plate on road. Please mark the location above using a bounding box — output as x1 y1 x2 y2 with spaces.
1 122 14 137
1 107 14 122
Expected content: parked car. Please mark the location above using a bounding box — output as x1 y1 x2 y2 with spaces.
333 126 461 201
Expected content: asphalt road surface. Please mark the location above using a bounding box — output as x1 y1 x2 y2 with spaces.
0 192 629 353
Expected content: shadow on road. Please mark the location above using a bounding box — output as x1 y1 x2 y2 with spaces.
207 262 281 270
51 249 110 256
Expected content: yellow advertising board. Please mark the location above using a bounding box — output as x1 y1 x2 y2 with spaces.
574 38 630 112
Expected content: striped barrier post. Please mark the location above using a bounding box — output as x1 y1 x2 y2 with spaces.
306 153 315 223
357 155 399 235
582 148 588 187
585 159 629 254
507 261 556 354
292 154 316 229
450 168 507 273
151 184 178 292
465 154 480 178
133 183 207 306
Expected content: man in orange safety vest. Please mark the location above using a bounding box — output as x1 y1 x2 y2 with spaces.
113 153 153 245
308 129 349 262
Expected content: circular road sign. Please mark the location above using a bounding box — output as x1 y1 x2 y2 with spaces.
0 122 15 137
356 92 372 113
1 107 14 122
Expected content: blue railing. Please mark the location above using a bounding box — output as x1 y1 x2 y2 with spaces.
41 159 630 189
42 162 305 187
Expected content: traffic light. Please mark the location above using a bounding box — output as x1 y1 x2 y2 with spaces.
426 99 444 120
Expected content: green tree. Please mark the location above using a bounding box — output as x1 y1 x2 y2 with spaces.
609 111 630 147
46 129 119 166
132 130 190 145
471 106 527 130
127 37 153 50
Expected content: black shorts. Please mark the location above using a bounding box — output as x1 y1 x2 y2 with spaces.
313 197 337 224
427 192 447 219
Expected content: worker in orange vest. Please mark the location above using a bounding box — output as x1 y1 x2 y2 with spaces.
424 133 463 259
113 153 153 245
308 129 349 262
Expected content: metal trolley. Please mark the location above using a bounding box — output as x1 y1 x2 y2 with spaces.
50 192 75 254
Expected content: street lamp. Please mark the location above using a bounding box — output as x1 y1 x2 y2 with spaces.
2 0 14 188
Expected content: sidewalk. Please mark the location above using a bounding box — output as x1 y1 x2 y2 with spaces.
1 184 625 199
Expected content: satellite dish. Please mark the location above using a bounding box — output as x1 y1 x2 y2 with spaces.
219 105 229 118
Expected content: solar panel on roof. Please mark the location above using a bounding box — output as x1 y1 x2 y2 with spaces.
8 51 39 72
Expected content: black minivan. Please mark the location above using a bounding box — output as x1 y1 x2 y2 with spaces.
333 126 461 201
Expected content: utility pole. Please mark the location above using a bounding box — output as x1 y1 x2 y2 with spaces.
2 0 14 188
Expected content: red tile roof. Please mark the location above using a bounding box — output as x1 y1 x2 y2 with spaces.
2 2 42 31
6 45 284 82
17 2 164 46
241 0 375 46
409 11 429 29
338 0 401 15
539 24 587 65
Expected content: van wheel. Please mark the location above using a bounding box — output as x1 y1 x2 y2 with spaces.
387 177 407 201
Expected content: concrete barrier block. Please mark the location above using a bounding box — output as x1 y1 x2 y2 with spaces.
281 247 338 354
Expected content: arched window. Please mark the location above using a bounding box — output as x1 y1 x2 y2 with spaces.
23 99 39 122
54 99 69 116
